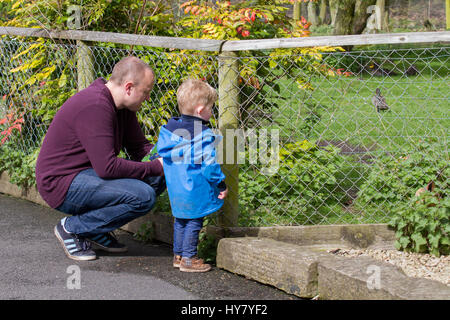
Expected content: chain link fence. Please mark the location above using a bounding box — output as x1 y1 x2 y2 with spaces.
0 35 448 227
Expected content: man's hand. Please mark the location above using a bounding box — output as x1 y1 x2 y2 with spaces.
218 188 228 200
157 157 163 166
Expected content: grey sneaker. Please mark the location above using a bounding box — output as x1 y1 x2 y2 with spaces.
87 232 128 253
54 219 96 261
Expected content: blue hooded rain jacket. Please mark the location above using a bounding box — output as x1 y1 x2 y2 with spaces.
157 122 226 219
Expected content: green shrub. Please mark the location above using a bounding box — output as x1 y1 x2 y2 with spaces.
239 139 346 226
0 143 38 189
197 216 219 264
133 222 154 243
388 188 449 257
355 141 449 211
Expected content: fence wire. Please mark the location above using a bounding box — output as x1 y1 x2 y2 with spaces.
0 37 448 227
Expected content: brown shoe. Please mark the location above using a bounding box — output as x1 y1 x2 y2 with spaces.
173 254 182 268
179 256 211 273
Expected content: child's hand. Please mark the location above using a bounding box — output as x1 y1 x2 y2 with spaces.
218 188 228 200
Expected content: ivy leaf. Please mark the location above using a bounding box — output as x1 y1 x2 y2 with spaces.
441 237 450 246
411 233 427 252
428 233 441 249
398 236 410 249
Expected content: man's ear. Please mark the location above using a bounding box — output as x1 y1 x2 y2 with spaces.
124 81 133 95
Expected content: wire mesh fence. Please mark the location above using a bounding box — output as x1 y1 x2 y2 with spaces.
0 35 448 227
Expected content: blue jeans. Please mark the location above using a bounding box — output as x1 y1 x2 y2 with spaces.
56 168 166 236
173 217 204 258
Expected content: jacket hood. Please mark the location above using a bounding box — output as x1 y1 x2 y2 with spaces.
157 125 222 165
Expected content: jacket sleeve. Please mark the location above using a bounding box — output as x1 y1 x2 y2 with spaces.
200 134 226 186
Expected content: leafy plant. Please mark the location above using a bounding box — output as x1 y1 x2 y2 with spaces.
133 222 154 243
197 216 219 264
0 142 39 189
388 187 449 257
239 139 346 226
298 102 326 138
355 140 449 210
0 109 23 145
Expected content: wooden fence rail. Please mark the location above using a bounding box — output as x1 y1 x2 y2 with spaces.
1 27 449 51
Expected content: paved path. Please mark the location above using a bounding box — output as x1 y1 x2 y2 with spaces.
0 194 299 300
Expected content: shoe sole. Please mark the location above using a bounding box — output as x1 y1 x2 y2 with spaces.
54 226 96 261
179 266 212 273
90 242 128 253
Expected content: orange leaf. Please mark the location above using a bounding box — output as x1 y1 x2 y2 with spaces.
10 123 22 132
180 1 194 9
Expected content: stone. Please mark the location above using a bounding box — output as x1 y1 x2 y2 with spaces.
216 237 329 298
318 255 450 300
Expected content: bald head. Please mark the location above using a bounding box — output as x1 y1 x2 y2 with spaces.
109 56 154 86
105 56 155 112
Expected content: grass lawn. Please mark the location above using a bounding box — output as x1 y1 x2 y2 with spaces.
270 48 449 152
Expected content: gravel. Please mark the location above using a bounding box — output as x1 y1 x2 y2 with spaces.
329 248 450 286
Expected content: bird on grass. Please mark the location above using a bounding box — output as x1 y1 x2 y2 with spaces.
372 88 389 113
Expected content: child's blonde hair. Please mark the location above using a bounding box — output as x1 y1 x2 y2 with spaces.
177 79 218 115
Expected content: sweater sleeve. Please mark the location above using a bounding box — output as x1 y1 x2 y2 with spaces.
122 110 152 161
73 100 163 179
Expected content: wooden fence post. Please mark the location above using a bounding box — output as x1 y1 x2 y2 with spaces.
76 40 94 91
447 0 450 30
218 51 240 227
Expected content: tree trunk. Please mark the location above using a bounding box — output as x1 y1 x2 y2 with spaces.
384 0 390 32
301 1 308 19
333 0 356 35
170 0 181 21
329 0 339 27
376 0 387 31
319 0 330 25
352 0 377 34
307 1 319 25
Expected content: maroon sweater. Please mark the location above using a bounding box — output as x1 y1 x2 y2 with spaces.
35 78 163 208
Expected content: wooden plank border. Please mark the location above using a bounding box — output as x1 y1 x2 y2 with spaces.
222 31 450 51
0 27 224 51
1 27 449 52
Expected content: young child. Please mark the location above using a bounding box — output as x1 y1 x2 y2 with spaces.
157 79 228 272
